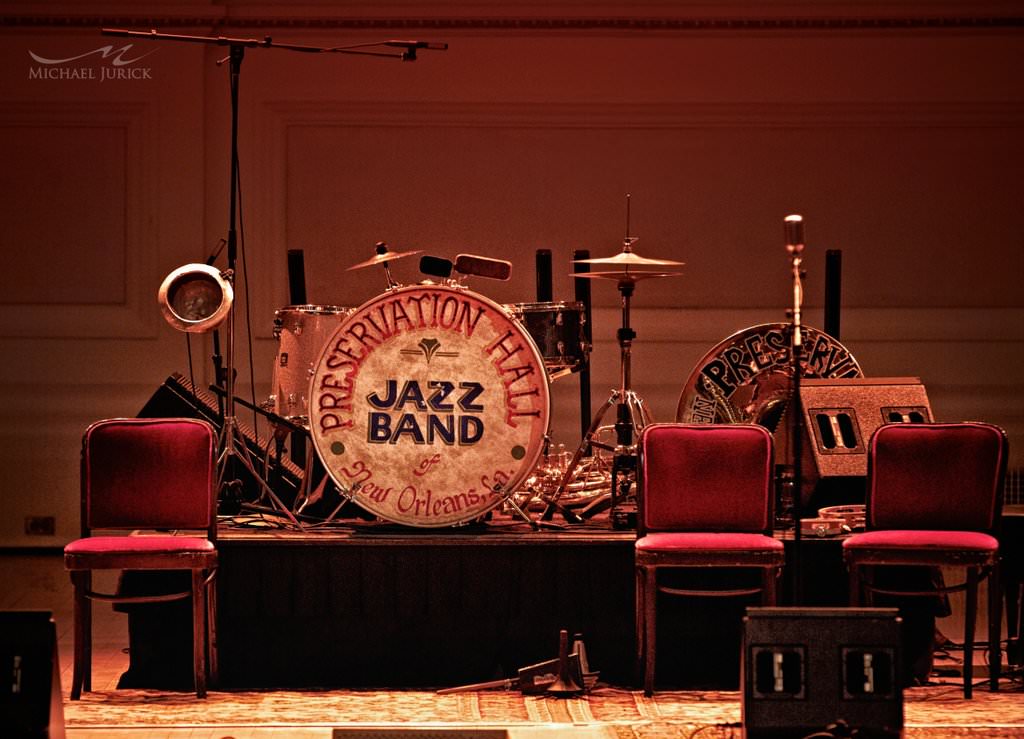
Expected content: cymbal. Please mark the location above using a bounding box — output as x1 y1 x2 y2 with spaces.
347 248 422 271
574 250 684 268
572 270 682 283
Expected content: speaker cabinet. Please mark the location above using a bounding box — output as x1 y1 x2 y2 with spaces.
0 611 65 739
742 607 902 739
785 377 932 511
800 377 932 479
139 372 304 508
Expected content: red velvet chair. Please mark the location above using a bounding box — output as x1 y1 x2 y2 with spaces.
843 422 1008 698
635 423 785 695
64 418 219 699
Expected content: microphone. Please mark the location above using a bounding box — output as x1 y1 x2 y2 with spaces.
454 254 512 281
419 255 453 279
784 214 805 349
383 40 449 51
784 214 804 255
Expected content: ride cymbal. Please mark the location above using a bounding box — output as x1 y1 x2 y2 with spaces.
346 248 423 271
574 250 684 268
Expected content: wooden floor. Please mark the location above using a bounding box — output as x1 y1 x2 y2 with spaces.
3 550 1022 739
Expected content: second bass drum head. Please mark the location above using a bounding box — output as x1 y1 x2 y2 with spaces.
676 323 862 428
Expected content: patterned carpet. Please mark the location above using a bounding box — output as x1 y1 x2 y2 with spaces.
62 683 1024 738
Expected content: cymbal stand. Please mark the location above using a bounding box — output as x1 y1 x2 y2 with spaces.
541 268 651 525
374 242 401 290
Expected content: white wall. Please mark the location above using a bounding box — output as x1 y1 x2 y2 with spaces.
1 1 1021 546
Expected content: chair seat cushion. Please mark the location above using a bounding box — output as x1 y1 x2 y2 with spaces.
842 529 998 552
636 532 784 553
65 535 214 555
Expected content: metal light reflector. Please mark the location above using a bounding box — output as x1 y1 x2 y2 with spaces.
157 263 233 333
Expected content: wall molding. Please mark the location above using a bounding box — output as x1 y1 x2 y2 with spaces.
592 306 1024 344
0 101 157 339
3 13 1022 33
263 100 1024 130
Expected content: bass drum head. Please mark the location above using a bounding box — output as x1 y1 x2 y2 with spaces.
309 285 551 527
676 323 863 427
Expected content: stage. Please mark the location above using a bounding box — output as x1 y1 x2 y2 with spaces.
3 542 1022 738
117 513 899 693
213 519 638 690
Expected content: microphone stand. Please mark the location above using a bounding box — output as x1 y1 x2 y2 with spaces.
784 215 806 604
217 40 302 527
103 28 444 526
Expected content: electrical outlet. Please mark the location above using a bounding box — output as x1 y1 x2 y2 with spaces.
24 516 56 536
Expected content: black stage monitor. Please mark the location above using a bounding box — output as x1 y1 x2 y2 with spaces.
742 607 902 739
0 611 65 739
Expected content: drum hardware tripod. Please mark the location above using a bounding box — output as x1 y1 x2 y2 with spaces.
208 382 310 512
541 223 682 525
539 271 654 526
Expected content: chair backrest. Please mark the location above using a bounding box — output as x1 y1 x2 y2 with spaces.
81 417 218 536
866 422 1007 532
638 423 774 535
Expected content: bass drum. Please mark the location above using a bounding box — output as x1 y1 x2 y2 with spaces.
309 285 551 527
676 323 863 428
271 305 354 424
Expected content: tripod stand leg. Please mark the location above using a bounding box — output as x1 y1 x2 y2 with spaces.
502 493 538 530
313 482 358 524
625 390 653 429
220 419 305 530
291 436 317 515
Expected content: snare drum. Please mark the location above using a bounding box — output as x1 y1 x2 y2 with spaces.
271 305 354 422
506 301 587 379
309 285 551 527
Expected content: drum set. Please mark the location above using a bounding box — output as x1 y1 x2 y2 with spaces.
259 231 684 529
256 223 863 530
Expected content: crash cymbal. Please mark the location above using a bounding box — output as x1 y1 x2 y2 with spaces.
574 250 684 268
347 248 423 271
572 270 682 283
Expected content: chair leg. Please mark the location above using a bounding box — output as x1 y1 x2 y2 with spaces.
848 562 861 607
762 566 778 606
1005 574 1021 641
988 562 1001 692
634 564 644 688
643 566 657 697
207 568 219 686
191 569 207 699
69 570 90 700
964 566 979 699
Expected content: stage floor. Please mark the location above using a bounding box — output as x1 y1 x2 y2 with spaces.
56 683 1024 738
